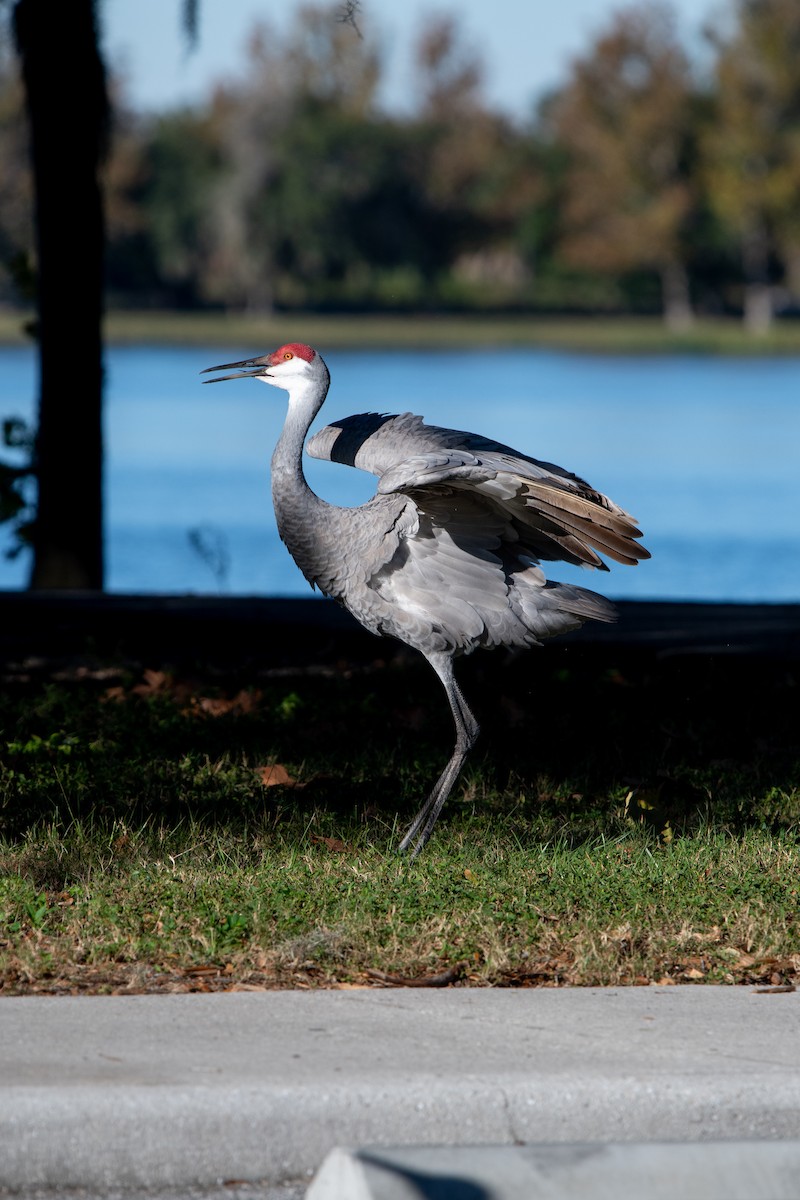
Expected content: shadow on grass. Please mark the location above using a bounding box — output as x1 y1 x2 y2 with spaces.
2 644 798 863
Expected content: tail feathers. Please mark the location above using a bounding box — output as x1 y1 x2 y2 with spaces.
507 574 617 645
542 580 618 625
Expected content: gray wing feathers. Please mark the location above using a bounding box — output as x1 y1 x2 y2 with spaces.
378 452 489 492
307 411 649 570
303 410 645 655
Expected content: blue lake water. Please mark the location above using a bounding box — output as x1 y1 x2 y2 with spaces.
2 343 799 601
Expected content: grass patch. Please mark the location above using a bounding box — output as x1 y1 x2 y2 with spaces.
1 648 798 993
3 309 800 354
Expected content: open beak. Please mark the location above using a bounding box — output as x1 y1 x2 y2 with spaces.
201 355 271 384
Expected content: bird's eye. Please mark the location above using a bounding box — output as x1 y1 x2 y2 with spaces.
283 352 293 360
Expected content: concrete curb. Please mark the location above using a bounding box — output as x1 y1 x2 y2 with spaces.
2 988 799 1191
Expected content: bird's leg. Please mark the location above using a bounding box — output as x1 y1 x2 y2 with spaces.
398 653 480 860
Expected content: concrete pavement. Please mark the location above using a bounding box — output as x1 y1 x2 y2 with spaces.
2 987 799 1193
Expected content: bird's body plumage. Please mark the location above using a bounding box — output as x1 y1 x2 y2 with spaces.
203 344 649 856
305 410 645 653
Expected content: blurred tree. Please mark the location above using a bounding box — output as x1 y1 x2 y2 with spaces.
195 4 388 311
408 14 538 303
125 107 220 307
0 41 36 561
0 43 33 308
13 0 108 588
516 98 625 314
8 0 200 588
103 87 163 306
414 11 483 120
552 2 696 328
702 0 800 332
177 6 540 312
14 0 800 342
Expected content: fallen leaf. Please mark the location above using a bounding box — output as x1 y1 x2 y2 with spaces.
192 696 235 717
184 688 263 719
132 668 170 697
311 835 349 853
230 688 262 714
258 763 297 787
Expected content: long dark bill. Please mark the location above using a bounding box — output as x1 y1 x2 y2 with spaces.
200 357 271 384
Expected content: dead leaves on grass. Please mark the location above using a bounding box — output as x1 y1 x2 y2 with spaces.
498 951 577 988
3 942 798 996
495 927 800 990
104 668 262 720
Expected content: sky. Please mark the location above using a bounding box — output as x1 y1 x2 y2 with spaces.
101 0 723 119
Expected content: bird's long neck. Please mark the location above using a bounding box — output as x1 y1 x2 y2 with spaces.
269 370 333 578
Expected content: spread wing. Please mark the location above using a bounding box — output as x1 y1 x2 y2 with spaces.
307 412 649 571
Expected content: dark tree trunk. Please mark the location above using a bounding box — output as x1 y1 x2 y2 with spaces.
742 219 773 336
14 0 108 588
660 260 693 332
784 246 800 303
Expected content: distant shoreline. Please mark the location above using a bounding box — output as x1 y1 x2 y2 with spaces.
3 309 800 355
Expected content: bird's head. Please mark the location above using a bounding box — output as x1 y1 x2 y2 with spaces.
201 342 323 391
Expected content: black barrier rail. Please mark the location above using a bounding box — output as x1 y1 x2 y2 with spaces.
1 593 799 668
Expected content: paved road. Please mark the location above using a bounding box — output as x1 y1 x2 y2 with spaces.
2 987 799 1194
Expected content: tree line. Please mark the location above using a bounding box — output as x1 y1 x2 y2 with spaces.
1 0 799 335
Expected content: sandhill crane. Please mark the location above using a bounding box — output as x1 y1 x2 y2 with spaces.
202 343 649 858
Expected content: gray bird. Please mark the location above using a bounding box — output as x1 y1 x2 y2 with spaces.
203 342 649 858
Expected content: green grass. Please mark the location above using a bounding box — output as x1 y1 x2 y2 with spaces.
4 308 800 354
1 649 798 993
